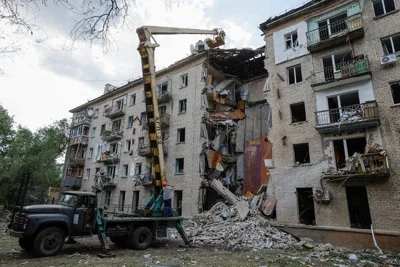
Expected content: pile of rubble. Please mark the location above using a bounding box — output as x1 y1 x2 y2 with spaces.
187 202 297 250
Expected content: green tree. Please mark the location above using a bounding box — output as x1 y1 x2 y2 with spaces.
0 105 69 208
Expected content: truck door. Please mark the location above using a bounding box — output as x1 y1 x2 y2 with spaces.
71 196 91 235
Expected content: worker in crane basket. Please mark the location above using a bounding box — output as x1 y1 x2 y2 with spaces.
162 181 173 217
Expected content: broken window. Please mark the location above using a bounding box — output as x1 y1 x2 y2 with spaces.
130 94 136 105
177 128 185 143
158 82 168 95
179 99 187 113
110 143 118 153
135 163 142 175
88 148 93 158
322 51 352 81
140 112 147 125
91 127 96 137
127 116 134 128
293 143 310 164
100 124 106 135
391 82 400 104
346 186 372 229
125 140 131 152
297 188 316 226
287 65 302 85
175 158 184 174
373 0 396 16
181 73 188 88
112 119 122 132
159 105 166 115
333 137 366 170
290 102 306 123
327 91 360 123
381 33 400 55
284 31 298 49
122 164 128 177
118 191 125 211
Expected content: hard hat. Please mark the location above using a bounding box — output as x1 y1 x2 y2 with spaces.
162 181 167 187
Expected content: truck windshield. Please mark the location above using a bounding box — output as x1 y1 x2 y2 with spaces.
58 194 78 207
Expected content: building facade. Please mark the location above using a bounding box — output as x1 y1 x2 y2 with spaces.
259 0 400 243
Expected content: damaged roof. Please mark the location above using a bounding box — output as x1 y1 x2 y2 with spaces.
207 48 268 82
259 0 333 31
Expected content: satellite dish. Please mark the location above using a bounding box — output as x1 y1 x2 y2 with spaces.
190 44 195 54
87 109 94 117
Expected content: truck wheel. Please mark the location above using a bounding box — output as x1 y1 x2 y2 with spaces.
32 227 65 257
19 236 34 252
110 236 128 247
132 226 152 250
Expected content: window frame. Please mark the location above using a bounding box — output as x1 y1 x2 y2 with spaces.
177 128 186 143
130 94 136 106
159 105 167 115
93 108 99 118
390 81 400 105
373 0 396 17
179 99 187 114
175 158 185 174
88 148 94 158
125 140 131 152
284 31 299 50
127 115 134 128
91 127 96 138
85 168 91 180
180 73 189 88
122 164 129 177
287 64 303 85
381 33 400 56
135 163 142 175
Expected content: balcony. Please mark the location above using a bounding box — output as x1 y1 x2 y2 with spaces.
157 92 172 104
143 113 170 130
101 176 118 188
69 156 86 166
69 135 89 145
101 130 123 141
315 101 379 133
322 153 390 182
207 91 237 107
63 176 82 189
306 13 364 53
311 56 371 91
137 143 168 158
104 104 125 119
98 152 120 164
71 116 91 127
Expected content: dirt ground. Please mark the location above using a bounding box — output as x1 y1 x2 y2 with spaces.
0 222 399 267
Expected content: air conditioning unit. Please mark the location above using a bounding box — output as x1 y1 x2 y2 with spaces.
380 54 397 65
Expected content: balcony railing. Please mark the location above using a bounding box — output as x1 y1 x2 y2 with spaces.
315 101 379 133
98 152 120 164
71 116 91 127
306 13 364 51
311 56 370 87
143 113 170 130
104 104 126 119
101 130 123 141
69 135 89 145
157 91 172 104
138 144 152 157
101 175 118 188
322 153 390 181
69 156 86 166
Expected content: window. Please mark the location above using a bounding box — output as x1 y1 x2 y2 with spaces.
373 0 396 16
180 73 188 88
125 140 131 152
290 102 306 123
175 158 184 173
381 33 400 55
110 143 118 153
91 127 96 137
103 105 109 116
140 112 147 125
130 94 136 105
333 137 366 170
106 165 116 178
159 105 166 115
293 143 310 164
285 31 298 49
177 128 185 143
322 51 352 81
118 191 125 211
287 65 302 84
96 145 101 159
327 92 360 124
158 82 168 95
116 99 124 111
100 124 106 135
122 164 129 177
138 137 145 148
88 148 93 158
112 119 122 132
85 168 91 180
127 116 134 128
94 108 99 118
318 13 348 40
174 190 183 216
132 191 140 212
391 82 400 104
179 99 187 113
105 190 111 206
135 163 142 175
346 187 372 229
297 188 315 225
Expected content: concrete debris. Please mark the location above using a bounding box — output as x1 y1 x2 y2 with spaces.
348 253 358 261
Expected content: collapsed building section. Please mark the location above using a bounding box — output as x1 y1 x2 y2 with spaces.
198 48 271 212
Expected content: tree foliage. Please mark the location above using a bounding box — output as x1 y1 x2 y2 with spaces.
0 105 69 208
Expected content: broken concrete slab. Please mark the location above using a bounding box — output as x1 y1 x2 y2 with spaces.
210 179 238 204
236 200 249 220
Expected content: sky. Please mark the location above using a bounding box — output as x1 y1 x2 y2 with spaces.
0 0 307 131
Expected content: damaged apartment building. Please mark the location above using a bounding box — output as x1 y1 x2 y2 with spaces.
259 0 400 247
61 43 269 217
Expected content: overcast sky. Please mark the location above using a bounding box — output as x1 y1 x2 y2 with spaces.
0 0 306 131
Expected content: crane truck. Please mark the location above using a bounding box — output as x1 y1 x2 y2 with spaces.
5 26 225 257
